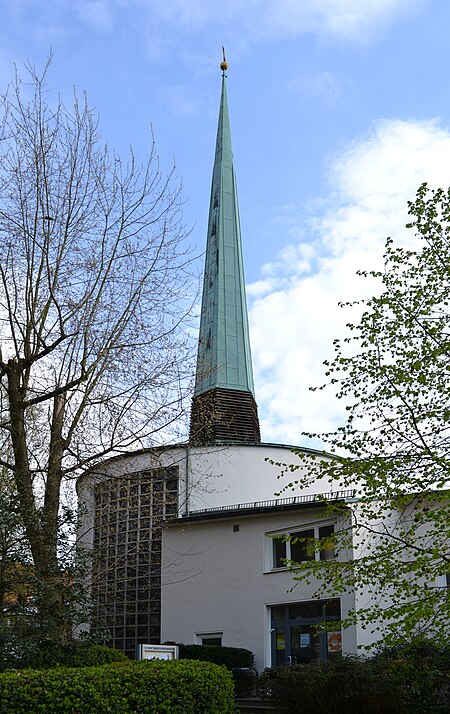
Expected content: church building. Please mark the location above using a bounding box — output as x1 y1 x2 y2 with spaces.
77 57 367 673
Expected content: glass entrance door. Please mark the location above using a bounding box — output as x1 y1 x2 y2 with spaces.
290 624 320 664
271 599 341 667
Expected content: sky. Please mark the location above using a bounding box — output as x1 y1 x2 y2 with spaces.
1 0 450 447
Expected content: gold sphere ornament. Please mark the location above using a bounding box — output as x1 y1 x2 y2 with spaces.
220 47 228 71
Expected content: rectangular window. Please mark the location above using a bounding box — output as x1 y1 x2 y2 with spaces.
196 632 223 646
290 529 314 564
273 537 288 568
319 525 335 561
270 523 335 569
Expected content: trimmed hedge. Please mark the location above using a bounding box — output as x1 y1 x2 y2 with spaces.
55 643 129 668
0 640 128 672
259 658 400 714
164 642 254 669
0 659 236 713
259 656 450 714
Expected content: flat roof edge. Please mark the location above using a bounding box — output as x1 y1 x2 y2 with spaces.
176 490 355 523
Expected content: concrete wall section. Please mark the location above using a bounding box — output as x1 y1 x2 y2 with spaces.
77 442 337 551
184 444 335 512
161 507 357 673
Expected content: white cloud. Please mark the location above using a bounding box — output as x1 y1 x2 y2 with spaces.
260 0 422 42
249 118 450 446
108 0 428 66
142 0 425 43
0 0 428 74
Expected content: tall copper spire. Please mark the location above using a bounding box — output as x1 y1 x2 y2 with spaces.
189 54 261 446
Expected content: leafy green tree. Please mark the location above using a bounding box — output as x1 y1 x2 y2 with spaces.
282 183 450 647
0 58 194 640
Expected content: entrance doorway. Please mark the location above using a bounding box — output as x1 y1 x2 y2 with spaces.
271 599 341 667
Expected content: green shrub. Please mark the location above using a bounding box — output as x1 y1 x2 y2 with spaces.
0 640 128 671
164 642 254 669
371 656 449 712
259 658 401 714
49 642 129 668
0 659 236 713
373 637 450 672
259 655 450 714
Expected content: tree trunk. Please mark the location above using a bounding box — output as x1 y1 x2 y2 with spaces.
7 361 44 570
7 365 67 637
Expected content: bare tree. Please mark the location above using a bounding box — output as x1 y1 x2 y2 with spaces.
0 58 194 623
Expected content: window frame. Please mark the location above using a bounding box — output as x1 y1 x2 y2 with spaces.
266 521 336 571
196 632 223 646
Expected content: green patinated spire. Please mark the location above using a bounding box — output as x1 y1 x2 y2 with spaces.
190 53 260 445
194 62 255 397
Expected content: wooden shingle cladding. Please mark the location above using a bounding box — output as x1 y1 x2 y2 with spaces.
190 387 260 445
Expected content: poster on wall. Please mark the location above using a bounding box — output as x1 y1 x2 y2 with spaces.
327 631 342 653
300 633 311 648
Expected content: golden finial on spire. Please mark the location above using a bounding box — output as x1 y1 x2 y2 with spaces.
220 46 228 72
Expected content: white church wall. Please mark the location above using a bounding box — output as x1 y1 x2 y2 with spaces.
76 442 338 551
350 503 393 652
75 442 348 656
350 496 450 652
184 443 335 512
161 507 358 673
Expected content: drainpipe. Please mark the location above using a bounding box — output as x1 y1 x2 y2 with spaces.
183 444 190 516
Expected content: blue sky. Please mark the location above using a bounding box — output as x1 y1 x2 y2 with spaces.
1 0 449 445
